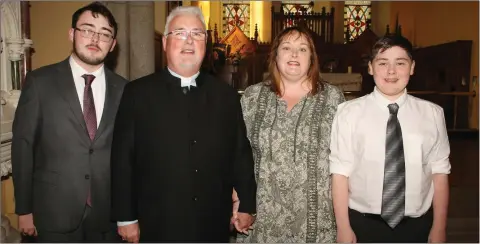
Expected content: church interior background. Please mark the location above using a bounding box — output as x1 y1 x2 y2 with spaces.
1 1 478 242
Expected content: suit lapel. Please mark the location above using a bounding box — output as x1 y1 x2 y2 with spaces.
55 59 91 145
94 68 119 142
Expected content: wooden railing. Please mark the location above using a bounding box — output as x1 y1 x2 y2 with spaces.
272 6 335 43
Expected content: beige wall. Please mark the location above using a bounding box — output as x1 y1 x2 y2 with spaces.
31 1 168 69
313 1 331 13
30 2 88 70
155 2 166 34
28 1 479 128
209 1 223 36
388 1 479 128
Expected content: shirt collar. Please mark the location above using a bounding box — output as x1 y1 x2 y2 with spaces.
372 86 408 111
167 67 199 88
69 55 104 79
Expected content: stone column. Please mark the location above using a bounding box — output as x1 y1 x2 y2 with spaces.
104 2 130 79
128 2 155 80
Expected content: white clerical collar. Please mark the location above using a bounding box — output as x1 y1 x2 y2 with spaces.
167 67 199 87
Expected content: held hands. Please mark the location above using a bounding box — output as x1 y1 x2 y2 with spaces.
231 189 255 234
234 212 255 234
18 213 37 236
118 223 140 243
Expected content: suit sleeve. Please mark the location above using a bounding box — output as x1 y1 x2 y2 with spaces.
111 82 137 221
232 97 257 214
12 72 40 215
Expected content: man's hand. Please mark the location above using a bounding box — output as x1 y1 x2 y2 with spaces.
118 223 140 243
18 213 37 236
234 212 255 235
428 226 446 243
336 226 356 243
230 189 240 230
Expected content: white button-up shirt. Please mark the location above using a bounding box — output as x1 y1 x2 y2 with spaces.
69 56 106 128
329 87 451 217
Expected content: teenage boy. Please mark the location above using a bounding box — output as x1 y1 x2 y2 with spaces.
329 35 450 243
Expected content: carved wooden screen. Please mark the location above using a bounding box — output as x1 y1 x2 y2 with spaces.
282 1 314 15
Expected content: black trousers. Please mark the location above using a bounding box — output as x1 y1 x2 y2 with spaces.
349 208 433 243
34 205 121 243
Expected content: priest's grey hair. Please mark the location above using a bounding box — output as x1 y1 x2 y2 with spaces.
164 6 206 36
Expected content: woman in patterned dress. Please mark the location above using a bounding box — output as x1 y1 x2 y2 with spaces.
233 26 346 243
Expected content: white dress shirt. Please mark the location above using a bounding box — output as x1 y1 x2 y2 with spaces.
69 56 106 127
329 87 451 217
117 67 200 227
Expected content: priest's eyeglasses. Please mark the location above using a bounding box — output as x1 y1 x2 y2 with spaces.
166 30 207 41
75 28 114 42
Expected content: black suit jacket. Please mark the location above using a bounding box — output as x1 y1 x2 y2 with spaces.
110 69 257 242
11 58 128 233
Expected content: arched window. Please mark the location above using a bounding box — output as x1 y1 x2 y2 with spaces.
344 0 372 43
223 1 251 37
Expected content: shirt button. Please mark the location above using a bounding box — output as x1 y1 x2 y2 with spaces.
85 174 90 180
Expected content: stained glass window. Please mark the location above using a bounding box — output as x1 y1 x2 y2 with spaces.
223 2 250 37
282 1 314 15
344 1 372 43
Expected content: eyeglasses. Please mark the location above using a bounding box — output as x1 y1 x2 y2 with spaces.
165 30 207 41
75 28 114 42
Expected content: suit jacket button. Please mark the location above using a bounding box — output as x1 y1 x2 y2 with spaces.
89 149 94 154
192 140 197 145
85 174 90 180
193 196 198 201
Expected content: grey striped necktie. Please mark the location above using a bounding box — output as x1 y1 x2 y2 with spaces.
381 103 405 229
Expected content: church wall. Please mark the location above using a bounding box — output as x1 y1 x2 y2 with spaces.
30 1 87 70
154 2 166 35
27 1 479 129
389 1 479 129
313 1 330 13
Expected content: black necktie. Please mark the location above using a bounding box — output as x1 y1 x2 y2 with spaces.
381 103 406 229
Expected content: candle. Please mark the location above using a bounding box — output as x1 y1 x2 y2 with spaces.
347 66 352 74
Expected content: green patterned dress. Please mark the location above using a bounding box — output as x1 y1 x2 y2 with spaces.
236 81 345 243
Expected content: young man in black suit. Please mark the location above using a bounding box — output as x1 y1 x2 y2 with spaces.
12 2 128 242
